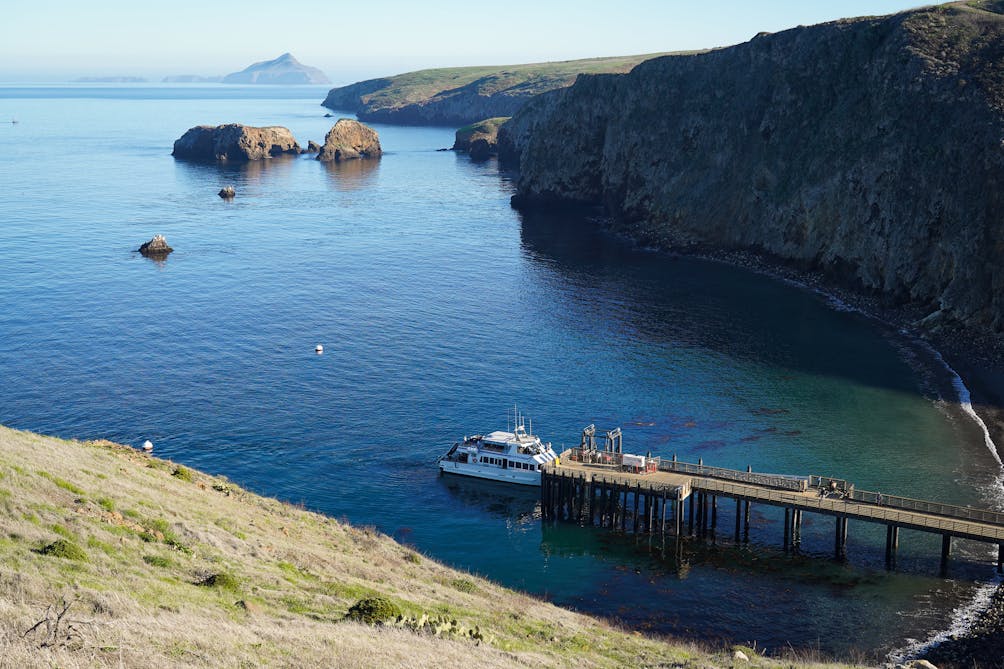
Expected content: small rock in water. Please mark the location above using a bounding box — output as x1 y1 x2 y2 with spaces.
305 140 321 154
219 186 236 199
138 235 173 258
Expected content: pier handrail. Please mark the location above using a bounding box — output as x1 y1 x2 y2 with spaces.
694 478 1004 541
848 488 1004 527
807 475 1004 526
658 459 808 492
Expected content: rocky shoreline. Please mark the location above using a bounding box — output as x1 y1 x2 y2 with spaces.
920 583 1004 669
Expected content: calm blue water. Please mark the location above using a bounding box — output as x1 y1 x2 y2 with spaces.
1 85 1000 660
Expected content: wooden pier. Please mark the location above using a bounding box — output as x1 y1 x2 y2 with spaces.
541 447 1004 574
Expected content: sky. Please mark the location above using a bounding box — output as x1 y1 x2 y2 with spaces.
1 0 930 83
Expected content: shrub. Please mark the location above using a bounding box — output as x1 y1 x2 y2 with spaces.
97 496 115 512
50 524 72 539
196 572 240 592
403 552 421 564
38 539 87 561
143 554 173 568
345 597 401 624
172 466 193 482
450 578 477 594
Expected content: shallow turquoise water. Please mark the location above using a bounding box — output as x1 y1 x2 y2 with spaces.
0 85 999 659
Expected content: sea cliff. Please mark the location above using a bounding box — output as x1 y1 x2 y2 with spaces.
503 1 1004 334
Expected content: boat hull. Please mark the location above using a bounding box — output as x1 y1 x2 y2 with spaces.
438 459 541 486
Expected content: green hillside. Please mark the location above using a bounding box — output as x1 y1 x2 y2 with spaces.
321 54 688 125
0 424 868 668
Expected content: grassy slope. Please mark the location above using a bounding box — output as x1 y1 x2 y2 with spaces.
322 53 688 116
0 425 867 668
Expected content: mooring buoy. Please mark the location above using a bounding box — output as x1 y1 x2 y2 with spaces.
142 440 154 452
315 344 324 354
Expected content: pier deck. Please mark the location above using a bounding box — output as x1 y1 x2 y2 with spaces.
542 449 1004 572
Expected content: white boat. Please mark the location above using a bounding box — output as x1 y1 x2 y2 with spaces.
439 408 558 486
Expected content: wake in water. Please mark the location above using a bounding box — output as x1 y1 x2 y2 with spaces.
923 345 1002 466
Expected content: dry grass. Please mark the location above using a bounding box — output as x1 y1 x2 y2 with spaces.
0 425 869 668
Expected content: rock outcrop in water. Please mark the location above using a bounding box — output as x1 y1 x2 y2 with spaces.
452 117 508 160
316 119 381 162
503 1 1004 333
138 234 173 258
172 124 301 162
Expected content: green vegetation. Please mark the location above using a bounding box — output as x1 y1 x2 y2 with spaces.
196 571 240 592
450 578 478 594
345 596 402 624
37 471 86 496
37 539 87 561
142 554 173 568
171 465 194 482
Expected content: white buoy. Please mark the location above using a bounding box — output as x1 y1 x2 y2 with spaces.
315 344 324 354
142 440 154 452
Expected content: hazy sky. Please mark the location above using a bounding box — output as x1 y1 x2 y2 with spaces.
2 0 929 83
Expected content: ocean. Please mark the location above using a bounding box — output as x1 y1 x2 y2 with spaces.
0 83 1000 660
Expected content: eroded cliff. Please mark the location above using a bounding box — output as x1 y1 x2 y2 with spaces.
504 1 1004 331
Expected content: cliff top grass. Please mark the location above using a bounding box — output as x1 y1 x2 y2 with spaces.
323 53 690 115
0 424 868 668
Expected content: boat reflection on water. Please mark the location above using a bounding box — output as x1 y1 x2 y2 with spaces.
438 474 540 529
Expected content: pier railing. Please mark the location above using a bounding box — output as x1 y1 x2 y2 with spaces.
697 478 1004 540
563 449 809 492
657 460 809 492
807 475 1004 526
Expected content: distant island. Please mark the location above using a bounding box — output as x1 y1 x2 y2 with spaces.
222 52 329 85
73 76 147 83
161 74 223 83
320 53 680 126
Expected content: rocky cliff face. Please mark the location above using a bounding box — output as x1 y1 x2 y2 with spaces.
172 124 301 161
503 1 1004 332
316 119 382 162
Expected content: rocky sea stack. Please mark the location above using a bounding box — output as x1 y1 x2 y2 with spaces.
172 124 301 162
502 1 1004 334
452 117 508 160
317 119 382 162
138 234 173 258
